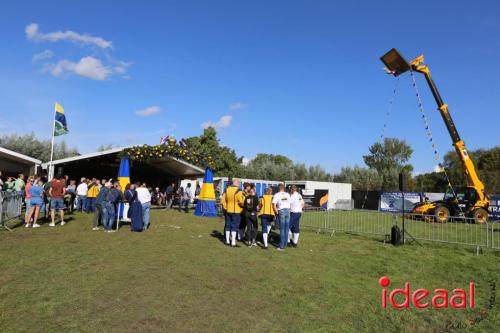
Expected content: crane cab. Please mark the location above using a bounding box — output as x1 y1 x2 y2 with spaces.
412 187 489 223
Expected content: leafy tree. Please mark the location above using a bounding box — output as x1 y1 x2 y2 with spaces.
418 147 499 194
477 147 500 194
333 166 382 191
363 138 413 191
244 155 333 181
293 163 308 180
245 154 295 181
413 172 449 193
97 144 115 151
306 165 332 182
183 127 244 177
0 132 79 162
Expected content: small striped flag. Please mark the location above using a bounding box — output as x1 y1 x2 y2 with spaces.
54 103 68 136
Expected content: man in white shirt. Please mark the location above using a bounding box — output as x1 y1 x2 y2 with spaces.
289 185 305 247
76 178 88 212
179 183 193 213
136 183 152 230
272 183 291 251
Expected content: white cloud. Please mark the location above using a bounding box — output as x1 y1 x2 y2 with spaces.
44 56 130 80
134 106 162 117
434 164 444 173
32 49 53 61
228 102 246 111
242 157 251 166
25 23 113 49
201 115 232 129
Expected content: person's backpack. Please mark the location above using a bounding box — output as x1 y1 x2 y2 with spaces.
244 195 256 212
391 225 402 246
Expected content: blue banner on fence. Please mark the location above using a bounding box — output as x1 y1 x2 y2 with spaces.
490 195 500 221
379 192 421 213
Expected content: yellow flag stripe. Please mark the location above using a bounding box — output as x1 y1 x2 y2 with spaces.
55 102 65 114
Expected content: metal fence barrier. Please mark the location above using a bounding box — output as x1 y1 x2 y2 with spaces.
403 213 489 249
0 191 23 231
332 199 354 211
492 223 500 250
301 208 498 252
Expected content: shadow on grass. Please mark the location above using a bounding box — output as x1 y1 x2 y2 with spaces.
210 230 226 244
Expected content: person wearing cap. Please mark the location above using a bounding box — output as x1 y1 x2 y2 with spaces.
258 187 275 249
272 183 291 251
223 179 245 246
289 184 304 247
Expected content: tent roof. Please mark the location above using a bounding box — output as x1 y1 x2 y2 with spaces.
0 146 42 165
42 146 205 178
41 146 127 167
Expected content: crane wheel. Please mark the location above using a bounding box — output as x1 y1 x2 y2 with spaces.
433 206 450 223
471 208 488 224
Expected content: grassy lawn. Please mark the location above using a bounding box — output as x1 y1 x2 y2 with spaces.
1 210 499 332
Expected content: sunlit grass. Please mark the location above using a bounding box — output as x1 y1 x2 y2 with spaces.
0 210 499 332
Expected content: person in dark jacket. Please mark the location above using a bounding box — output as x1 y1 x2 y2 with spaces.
93 182 110 230
124 184 143 232
238 183 251 241
164 182 175 210
244 187 260 247
102 182 122 232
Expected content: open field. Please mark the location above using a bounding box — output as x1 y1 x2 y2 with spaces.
1 210 499 332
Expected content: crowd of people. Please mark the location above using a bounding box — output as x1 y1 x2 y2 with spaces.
2 171 304 250
0 172 157 232
221 180 304 251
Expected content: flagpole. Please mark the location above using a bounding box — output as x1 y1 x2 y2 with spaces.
49 102 57 179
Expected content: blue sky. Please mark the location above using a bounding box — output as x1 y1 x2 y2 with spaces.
0 0 498 174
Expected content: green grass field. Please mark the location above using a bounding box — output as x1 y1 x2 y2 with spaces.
1 210 499 332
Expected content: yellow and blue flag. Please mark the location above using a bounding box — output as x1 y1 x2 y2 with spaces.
117 158 131 191
54 103 68 136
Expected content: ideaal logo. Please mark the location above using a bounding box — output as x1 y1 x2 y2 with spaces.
379 276 475 309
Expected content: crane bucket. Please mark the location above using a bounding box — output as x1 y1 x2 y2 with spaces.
380 48 411 76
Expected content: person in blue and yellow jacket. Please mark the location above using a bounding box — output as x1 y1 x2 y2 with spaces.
259 187 275 249
86 179 100 213
223 179 245 247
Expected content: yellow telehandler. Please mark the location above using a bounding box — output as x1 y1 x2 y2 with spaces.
380 48 490 223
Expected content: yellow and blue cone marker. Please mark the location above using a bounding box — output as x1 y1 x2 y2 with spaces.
117 158 131 220
194 167 218 217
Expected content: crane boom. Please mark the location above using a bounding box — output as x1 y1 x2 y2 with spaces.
409 56 486 200
380 48 489 222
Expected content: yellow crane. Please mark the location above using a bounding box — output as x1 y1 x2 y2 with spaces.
380 48 490 223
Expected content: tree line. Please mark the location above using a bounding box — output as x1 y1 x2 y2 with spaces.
1 130 498 194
